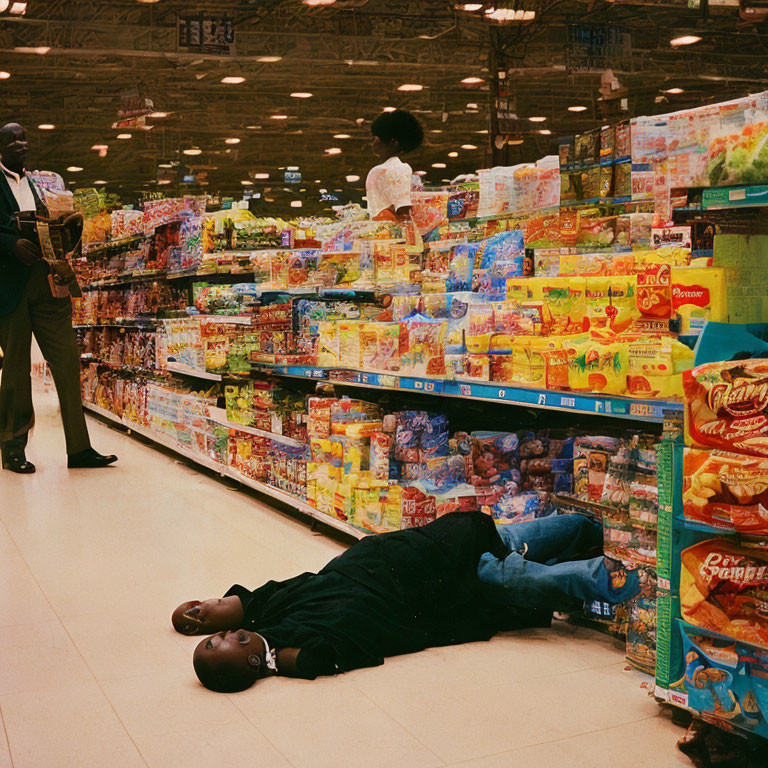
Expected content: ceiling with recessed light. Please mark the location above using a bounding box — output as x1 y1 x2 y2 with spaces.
0 0 767 208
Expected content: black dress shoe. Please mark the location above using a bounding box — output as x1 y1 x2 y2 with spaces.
67 448 118 469
2 454 36 474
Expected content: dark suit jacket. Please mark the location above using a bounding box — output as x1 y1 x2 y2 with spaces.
0 172 47 316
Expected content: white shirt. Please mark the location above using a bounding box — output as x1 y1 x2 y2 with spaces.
365 156 413 218
1 162 37 212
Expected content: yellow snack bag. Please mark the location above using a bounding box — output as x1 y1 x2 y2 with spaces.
584 275 639 334
670 267 727 336
541 277 587 335
338 321 362 369
626 336 695 400
506 276 543 302
568 335 628 394
316 322 340 368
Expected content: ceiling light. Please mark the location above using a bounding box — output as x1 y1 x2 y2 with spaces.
448 151 459 158
158 179 172 185
382 106 397 113
670 35 702 47
485 7 536 21
93 180 107 185
290 92 313 98
290 200 303 208
459 3 484 10
325 147 342 155
466 102 479 110
314 179 321 183
221 76 246 84
66 166 83 172
528 116 547 123
461 144 478 150
476 129 489 134
241 180 253 185
117 133 133 139
37 123 55 130
432 163 447 169
302 0 337 6
287 165 299 171
319 188 328 193
431 129 443 134
270 114 288 120
415 171 427 176
461 76 483 85
0 71 10 79
255 56 282 63
136 0 160 3
345 174 360 182
252 173 270 180
538 129 553 135
568 105 587 112
508 137 524 145
7 2 28 13
224 137 241 144
664 87 685 94
183 148 202 156
333 134 351 139
247 125 261 130
91 144 108 151
149 111 169 118
158 163 173 169
398 83 424 92
14 46 50 55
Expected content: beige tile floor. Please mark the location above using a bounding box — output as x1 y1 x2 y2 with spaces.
0 390 692 767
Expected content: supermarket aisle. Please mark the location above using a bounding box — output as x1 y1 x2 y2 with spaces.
0 391 689 768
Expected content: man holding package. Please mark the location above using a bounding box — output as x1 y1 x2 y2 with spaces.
0 122 116 473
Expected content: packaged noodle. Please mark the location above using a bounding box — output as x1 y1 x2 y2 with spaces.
684 359 768 458
683 448 768 535
316 322 340 368
584 275 639 334
568 335 628 395
506 276 543 303
542 276 587 335
680 538 768 650
671 267 727 336
636 262 672 320
626 335 695 400
559 251 635 277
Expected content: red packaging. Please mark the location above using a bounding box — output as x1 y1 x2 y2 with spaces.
684 360 768 458
400 487 436 529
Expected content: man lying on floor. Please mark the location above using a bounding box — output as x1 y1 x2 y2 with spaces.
172 512 640 692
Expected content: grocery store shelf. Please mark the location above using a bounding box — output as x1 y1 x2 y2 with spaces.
206 406 307 448
74 320 159 329
258 365 681 423
83 402 365 540
165 362 223 381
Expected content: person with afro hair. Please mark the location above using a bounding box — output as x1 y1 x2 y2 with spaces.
366 109 424 222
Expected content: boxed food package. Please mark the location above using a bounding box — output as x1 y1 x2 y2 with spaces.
670 267 727 336
683 360 768 458
683 448 768 535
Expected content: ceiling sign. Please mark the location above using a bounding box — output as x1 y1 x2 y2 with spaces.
567 24 631 74
178 12 236 55
284 171 302 184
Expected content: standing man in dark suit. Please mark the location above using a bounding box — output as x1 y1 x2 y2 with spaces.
0 122 117 473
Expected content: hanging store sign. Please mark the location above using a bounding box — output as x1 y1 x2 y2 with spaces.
284 171 302 184
178 12 235 55
567 24 631 74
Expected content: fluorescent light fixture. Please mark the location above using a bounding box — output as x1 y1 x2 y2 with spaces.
158 179 172 185
252 173 270 179
431 129 443 134
345 174 360 182
224 137 241 144
116 133 132 139
9 2 28 13
528 116 547 123
432 162 447 168
319 188 328 194
290 92 313 98
448 151 459 158
93 180 107 185
241 180 253 185
221 76 246 84
485 7 535 21
149 111 169 118
158 163 173 169
333 134 351 139
270 114 288 120
66 166 83 172
461 76 483 84
568 105 587 112
247 125 261 130
303 0 336 6
398 83 424 92
382 106 397 113
459 3 484 10
670 35 701 47
325 147 342 155
290 200 303 208
664 87 685 94
183 148 202 156
37 123 55 130
14 46 50 55
466 102 479 110
0 71 10 79
415 171 427 176
256 56 282 63
461 144 478 150
538 129 552 135
286 165 299 171
91 144 108 151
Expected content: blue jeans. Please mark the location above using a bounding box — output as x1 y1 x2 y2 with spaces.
477 514 640 610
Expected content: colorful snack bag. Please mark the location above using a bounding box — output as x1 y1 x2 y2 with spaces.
684 360 768 458
683 448 768 535
584 275 639 333
680 539 768 650
542 277 587 335
469 431 520 487
568 335 628 395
